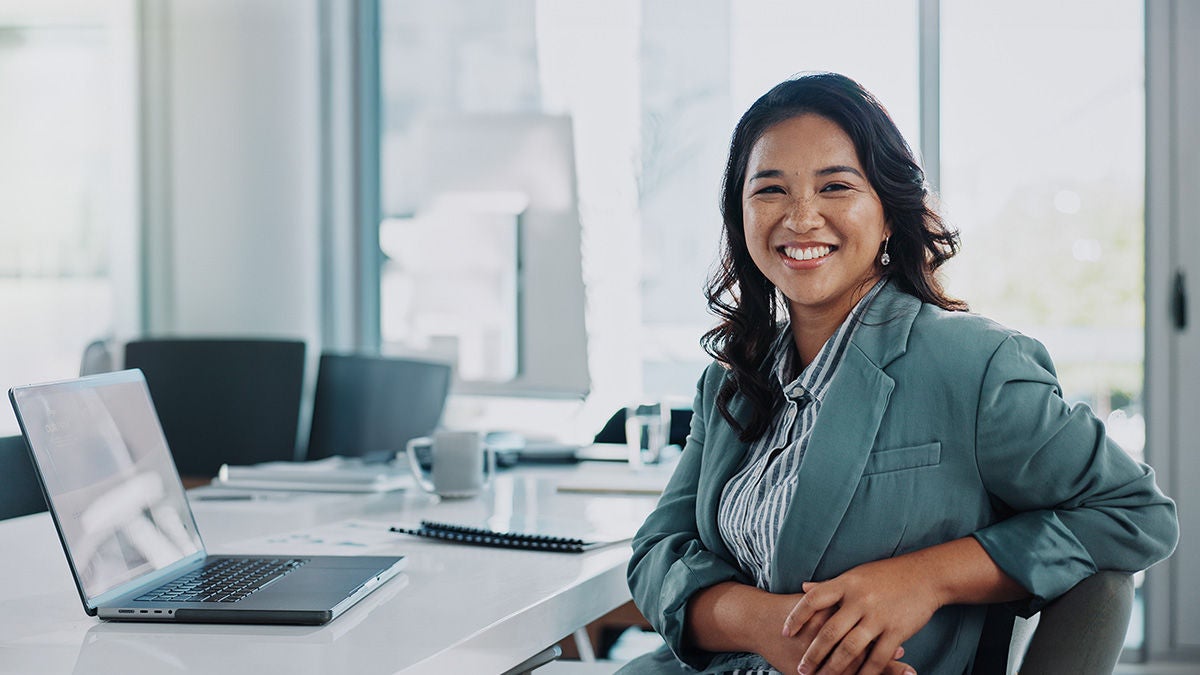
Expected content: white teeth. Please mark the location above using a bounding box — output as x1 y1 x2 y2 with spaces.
782 245 833 261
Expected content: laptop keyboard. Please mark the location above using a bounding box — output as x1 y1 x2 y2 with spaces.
135 557 309 603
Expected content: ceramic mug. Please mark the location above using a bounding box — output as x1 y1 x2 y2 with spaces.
405 430 496 498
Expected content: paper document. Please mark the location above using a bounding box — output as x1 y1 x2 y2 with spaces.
213 519 407 557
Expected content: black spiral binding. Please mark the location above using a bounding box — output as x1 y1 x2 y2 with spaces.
389 520 592 553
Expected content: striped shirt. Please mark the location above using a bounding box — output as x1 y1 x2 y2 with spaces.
717 280 885 591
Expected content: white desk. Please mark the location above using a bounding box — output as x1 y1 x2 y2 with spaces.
0 462 671 674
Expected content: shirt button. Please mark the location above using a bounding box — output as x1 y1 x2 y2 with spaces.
789 386 803 398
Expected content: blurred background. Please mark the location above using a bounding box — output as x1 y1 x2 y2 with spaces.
0 0 1196 665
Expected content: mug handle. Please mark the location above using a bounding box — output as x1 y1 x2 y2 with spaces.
405 436 437 494
481 443 496 487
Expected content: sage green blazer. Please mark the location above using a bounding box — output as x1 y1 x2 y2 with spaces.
626 283 1178 674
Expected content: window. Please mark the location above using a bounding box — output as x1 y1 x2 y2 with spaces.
378 1 589 399
0 0 138 435
377 0 918 432
939 0 1146 651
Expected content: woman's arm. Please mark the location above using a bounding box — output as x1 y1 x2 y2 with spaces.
969 335 1177 607
627 365 748 669
687 582 800 654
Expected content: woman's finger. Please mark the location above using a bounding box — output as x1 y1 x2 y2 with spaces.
783 582 842 636
795 607 861 674
812 623 879 675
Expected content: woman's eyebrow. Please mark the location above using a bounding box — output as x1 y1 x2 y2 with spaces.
747 169 783 182
816 165 865 178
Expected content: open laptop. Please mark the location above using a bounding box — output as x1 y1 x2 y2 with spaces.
8 369 406 625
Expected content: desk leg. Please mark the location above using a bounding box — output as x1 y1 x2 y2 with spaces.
557 600 652 660
574 629 596 661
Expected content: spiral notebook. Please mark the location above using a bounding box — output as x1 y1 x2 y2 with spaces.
389 520 630 553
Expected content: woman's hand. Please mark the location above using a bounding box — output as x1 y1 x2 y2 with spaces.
781 536 1025 675
757 599 912 675
686 582 914 675
781 555 935 675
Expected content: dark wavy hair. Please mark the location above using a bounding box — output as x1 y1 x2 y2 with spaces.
702 72 966 442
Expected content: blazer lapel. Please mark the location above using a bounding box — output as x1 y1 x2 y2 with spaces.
696 381 753 562
770 283 920 590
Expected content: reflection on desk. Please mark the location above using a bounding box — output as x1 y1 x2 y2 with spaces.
0 463 666 674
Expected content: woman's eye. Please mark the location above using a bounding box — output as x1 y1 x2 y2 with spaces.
821 183 850 193
755 185 785 195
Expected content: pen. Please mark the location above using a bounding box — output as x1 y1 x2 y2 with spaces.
191 494 255 501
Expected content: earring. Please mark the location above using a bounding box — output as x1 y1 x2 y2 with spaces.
880 237 891 266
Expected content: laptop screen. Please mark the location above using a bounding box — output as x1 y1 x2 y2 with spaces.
11 370 204 603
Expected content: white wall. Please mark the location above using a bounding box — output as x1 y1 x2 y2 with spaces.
141 0 321 344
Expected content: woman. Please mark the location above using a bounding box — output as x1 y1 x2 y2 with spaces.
623 72 1178 675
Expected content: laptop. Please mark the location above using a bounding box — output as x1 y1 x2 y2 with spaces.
8 369 406 625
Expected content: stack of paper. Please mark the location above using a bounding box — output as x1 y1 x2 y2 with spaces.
213 456 413 493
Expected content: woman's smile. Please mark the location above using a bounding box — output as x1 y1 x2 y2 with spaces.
779 244 836 266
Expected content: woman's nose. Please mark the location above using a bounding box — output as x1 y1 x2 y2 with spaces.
783 195 823 232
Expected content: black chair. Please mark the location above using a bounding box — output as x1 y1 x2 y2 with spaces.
0 435 47 520
305 353 453 462
123 338 306 480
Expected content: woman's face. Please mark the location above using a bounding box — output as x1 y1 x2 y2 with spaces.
742 113 889 322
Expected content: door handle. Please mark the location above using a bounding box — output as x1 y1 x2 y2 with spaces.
1172 270 1187 330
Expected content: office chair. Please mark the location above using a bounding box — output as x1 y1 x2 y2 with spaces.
1005 571 1134 674
123 338 306 480
0 435 47 520
970 569 1135 674
305 353 453 462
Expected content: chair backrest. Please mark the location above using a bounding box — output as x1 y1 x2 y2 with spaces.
973 571 1134 674
305 353 452 461
123 338 306 479
1011 571 1134 674
0 435 47 520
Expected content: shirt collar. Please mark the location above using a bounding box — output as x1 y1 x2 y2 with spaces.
772 278 887 403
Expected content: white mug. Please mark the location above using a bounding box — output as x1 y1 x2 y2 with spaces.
405 430 496 498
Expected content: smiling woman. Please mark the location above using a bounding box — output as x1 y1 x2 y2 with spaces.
621 72 1177 675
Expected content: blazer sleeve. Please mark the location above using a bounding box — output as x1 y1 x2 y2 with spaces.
970 334 1178 615
626 365 748 669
